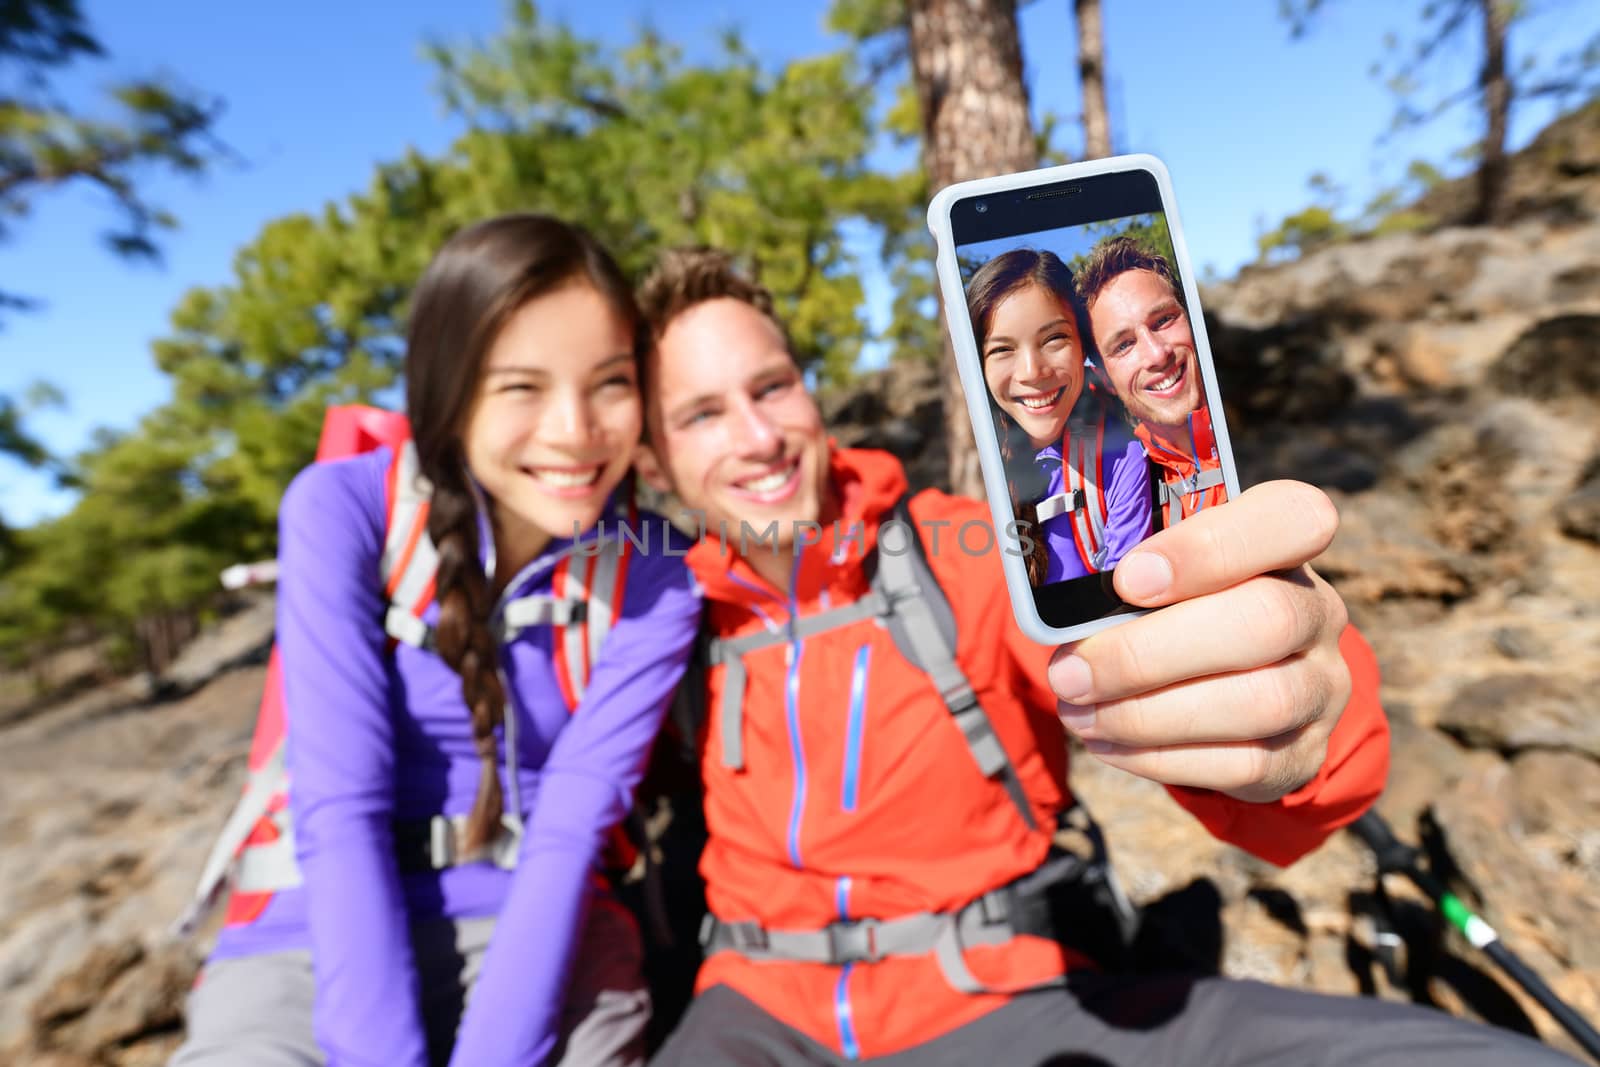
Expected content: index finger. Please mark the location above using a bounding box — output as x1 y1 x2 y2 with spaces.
1110 480 1338 607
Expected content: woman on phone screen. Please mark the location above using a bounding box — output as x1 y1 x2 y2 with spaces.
172 215 701 1067
968 248 1152 586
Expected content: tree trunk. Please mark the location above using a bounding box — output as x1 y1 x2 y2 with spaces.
1473 0 1510 224
907 0 1037 498
1075 0 1112 159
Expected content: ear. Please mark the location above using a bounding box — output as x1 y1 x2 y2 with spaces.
633 442 673 493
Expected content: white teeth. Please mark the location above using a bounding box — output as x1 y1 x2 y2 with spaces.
1148 368 1182 392
1016 388 1063 411
531 467 600 488
739 463 795 493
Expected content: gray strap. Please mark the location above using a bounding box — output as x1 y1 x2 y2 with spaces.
710 595 886 771
230 814 301 894
560 551 592 699
719 653 748 770
384 605 431 649
1158 466 1223 527
585 540 622 675
421 813 521 872
1068 434 1107 562
381 441 439 614
1035 489 1083 523
702 910 949 965
875 542 1038 832
702 885 1037 980
500 594 581 634
170 743 290 937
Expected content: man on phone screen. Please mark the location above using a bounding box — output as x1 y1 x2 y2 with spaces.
1077 236 1223 528
635 247 1575 1066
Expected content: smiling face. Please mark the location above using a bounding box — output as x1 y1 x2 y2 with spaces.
647 297 830 556
461 282 642 565
981 281 1087 451
1086 268 1201 431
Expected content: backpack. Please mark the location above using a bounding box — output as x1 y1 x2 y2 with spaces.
172 405 633 937
1034 407 1113 573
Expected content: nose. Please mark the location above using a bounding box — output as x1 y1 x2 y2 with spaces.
1134 324 1174 368
727 393 782 459
545 387 595 447
1017 342 1046 383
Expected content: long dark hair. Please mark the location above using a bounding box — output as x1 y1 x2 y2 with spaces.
966 248 1097 586
405 214 643 853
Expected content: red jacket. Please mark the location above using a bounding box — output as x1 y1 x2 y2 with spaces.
687 448 1389 1058
1136 406 1227 519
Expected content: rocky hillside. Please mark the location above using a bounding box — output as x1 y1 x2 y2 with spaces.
3 105 1598 1064
828 103 1600 1061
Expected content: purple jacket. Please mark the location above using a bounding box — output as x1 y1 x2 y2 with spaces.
212 448 700 1067
1033 413 1151 583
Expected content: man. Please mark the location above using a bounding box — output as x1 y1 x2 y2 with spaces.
1076 236 1222 527
635 247 1573 1065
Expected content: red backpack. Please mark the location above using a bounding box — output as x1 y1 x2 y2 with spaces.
173 405 633 935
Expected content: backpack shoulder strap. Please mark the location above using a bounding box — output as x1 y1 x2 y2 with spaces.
1064 415 1109 572
871 493 1038 831
544 531 628 710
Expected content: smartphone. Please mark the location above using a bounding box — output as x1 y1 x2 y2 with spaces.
928 155 1241 645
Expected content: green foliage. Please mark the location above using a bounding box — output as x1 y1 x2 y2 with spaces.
0 0 224 313
1255 161 1443 262
1072 212 1176 274
1256 205 1348 262
1 2 928 666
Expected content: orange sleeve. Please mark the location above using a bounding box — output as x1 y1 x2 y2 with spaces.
1164 624 1390 867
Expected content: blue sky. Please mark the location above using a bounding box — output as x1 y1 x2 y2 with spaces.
3 0 1595 524
958 213 1171 280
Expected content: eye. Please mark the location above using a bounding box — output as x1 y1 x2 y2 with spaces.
755 378 792 400
497 380 539 395
1044 333 1071 349
1154 312 1178 329
681 407 716 428
597 372 637 393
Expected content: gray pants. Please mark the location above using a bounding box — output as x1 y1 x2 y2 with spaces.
651 975 1582 1066
172 897 649 1067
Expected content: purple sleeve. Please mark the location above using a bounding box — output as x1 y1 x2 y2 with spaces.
278 458 430 1067
1101 420 1153 569
448 530 701 1067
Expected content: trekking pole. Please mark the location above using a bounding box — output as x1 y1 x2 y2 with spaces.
1349 810 1600 1063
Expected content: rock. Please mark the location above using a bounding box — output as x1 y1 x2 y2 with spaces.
29 940 144 1031
1430 763 1600 973
1316 493 1474 604
1557 456 1600 545
1492 626 1540 661
1490 314 1600 406
1509 750 1600 881
66 942 194 1055
1438 674 1600 759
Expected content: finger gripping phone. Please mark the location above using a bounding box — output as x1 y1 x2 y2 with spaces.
928 155 1241 645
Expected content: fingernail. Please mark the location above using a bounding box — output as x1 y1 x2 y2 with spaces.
1058 701 1096 736
1119 552 1173 600
1084 739 1119 755
1050 654 1093 702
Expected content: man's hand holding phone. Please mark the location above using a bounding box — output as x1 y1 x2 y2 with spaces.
1047 479 1353 804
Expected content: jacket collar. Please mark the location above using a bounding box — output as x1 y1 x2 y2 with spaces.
1135 405 1218 481
686 447 909 628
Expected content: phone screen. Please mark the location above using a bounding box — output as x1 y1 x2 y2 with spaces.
949 168 1231 631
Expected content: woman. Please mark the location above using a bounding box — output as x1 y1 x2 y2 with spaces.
966 248 1152 586
172 216 701 1067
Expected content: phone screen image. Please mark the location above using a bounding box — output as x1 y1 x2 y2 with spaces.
949 168 1231 632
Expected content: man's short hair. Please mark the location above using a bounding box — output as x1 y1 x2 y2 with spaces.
1074 235 1184 312
637 246 791 351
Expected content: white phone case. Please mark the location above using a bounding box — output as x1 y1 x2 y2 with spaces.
926 154 1242 646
